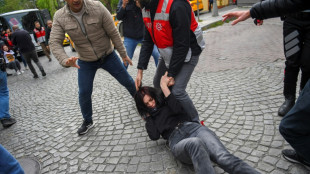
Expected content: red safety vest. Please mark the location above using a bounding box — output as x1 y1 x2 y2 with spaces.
142 0 205 67
33 27 46 43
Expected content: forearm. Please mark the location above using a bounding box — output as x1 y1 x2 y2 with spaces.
250 0 310 20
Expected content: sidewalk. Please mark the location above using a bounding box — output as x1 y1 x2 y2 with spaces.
197 5 250 30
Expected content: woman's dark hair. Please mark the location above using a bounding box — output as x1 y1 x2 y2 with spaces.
134 86 165 118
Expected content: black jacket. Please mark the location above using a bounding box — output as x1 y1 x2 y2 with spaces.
46 27 51 45
117 0 144 39
250 0 310 20
145 93 191 140
137 0 202 78
11 29 35 54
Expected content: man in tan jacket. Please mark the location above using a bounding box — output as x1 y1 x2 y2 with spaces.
50 0 136 135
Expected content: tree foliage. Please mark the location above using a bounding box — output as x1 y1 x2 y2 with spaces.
0 0 35 14
36 0 59 18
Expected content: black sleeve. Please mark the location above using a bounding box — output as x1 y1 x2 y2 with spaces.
137 26 154 70
145 117 160 140
46 32 50 45
168 0 192 78
166 93 185 114
11 34 17 46
250 0 310 20
33 31 38 43
117 0 126 20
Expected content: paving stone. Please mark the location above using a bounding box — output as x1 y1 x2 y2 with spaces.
1 14 307 174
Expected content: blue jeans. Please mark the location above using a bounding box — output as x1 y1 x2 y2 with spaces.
123 37 159 68
0 70 10 120
168 122 260 174
0 144 24 174
153 55 200 123
279 79 310 163
78 51 136 123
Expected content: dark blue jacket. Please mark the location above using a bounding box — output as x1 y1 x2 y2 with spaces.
116 0 145 39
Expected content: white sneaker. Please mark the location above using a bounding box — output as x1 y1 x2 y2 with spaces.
25 67 29 70
20 70 24 74
17 71 21 75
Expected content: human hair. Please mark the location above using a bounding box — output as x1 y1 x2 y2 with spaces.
34 21 40 25
134 86 165 118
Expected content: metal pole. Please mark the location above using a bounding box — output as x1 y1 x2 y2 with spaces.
212 0 219 17
196 0 200 21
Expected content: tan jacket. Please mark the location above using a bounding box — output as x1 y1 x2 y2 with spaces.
50 0 127 66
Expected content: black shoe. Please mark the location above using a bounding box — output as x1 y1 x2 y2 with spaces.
282 149 310 170
1 118 17 128
77 120 94 135
48 58 52 62
41 70 46 77
278 97 295 116
33 74 39 78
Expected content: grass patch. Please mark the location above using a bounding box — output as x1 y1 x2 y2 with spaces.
202 17 236 31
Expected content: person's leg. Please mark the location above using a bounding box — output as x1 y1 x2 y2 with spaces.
195 124 260 174
19 49 28 69
171 137 215 174
29 50 45 76
0 144 24 174
279 17 302 116
299 20 310 91
153 58 167 88
151 45 160 67
171 55 200 122
15 61 21 71
22 52 38 78
7 62 18 72
279 79 310 163
40 43 51 61
0 70 10 120
77 60 98 124
101 51 136 96
123 37 139 69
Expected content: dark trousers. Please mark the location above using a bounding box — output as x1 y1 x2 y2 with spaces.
22 50 44 76
282 13 310 98
169 122 260 174
279 79 310 162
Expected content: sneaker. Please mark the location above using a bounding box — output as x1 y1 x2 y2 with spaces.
25 67 29 70
1 118 17 128
17 71 21 75
77 120 94 135
282 149 310 170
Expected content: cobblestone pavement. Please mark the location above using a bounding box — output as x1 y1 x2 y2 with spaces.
1 18 309 174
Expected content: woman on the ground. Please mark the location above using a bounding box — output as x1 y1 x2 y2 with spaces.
134 72 260 174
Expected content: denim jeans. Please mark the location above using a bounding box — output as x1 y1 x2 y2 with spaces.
123 37 159 68
78 51 136 123
168 122 260 174
279 79 310 163
153 55 200 122
0 70 10 120
0 144 24 174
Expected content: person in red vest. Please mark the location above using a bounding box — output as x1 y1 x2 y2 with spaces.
135 0 205 123
33 21 52 62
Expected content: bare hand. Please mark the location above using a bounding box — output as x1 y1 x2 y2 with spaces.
122 56 132 67
122 0 129 8
222 10 251 25
160 72 171 88
135 0 141 8
65 57 80 69
46 45 49 50
168 77 175 87
135 69 143 91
